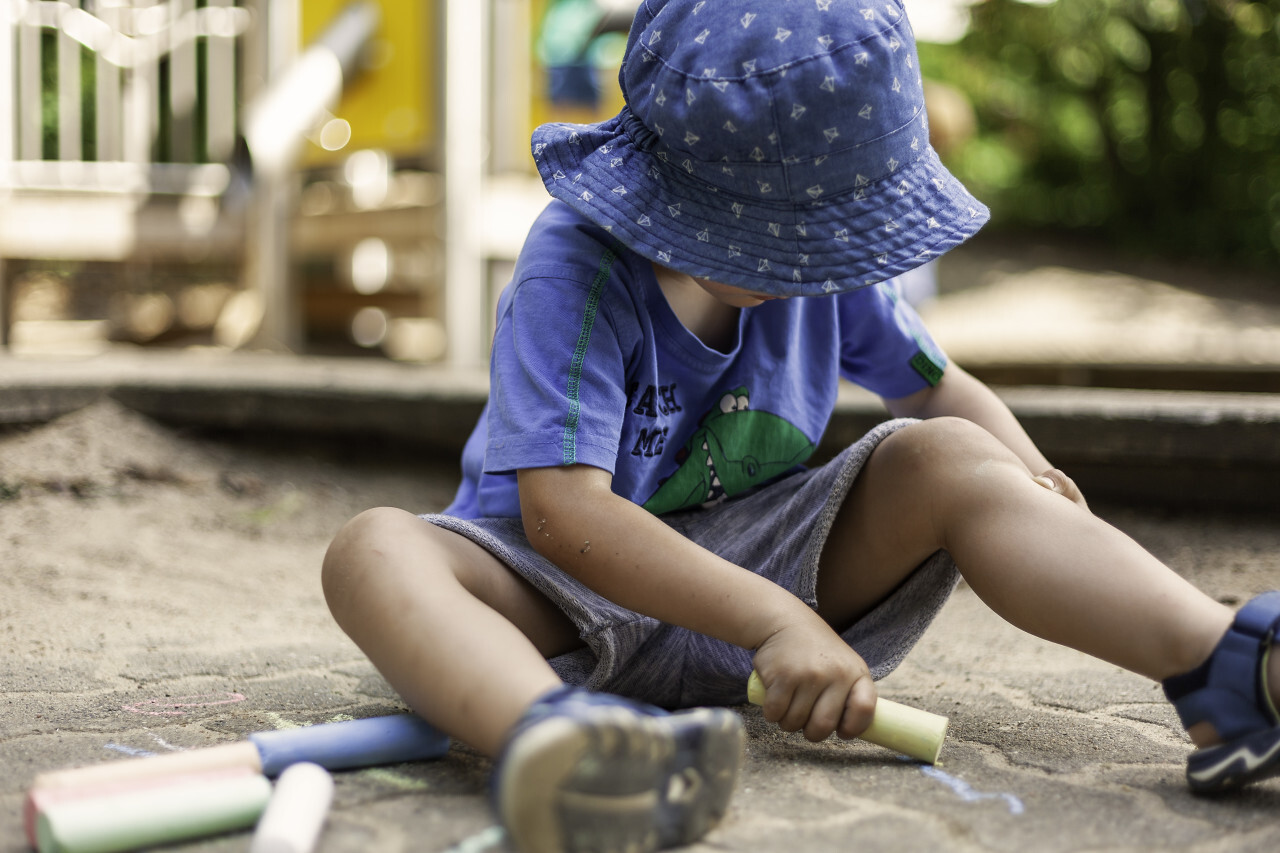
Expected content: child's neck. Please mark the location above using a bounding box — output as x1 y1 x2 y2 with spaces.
652 264 741 353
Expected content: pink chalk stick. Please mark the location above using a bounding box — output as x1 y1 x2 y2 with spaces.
30 741 262 794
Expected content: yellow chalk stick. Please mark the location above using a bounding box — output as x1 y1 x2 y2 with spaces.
747 670 947 764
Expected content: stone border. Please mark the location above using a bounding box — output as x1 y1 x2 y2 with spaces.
4 352 1279 509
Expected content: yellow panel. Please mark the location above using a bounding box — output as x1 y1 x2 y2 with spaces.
300 0 437 160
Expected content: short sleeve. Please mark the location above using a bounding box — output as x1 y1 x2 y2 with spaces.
483 269 631 476
836 278 949 399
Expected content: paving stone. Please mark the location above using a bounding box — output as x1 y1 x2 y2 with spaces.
5 258 1280 851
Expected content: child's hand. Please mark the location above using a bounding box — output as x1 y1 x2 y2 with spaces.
1033 467 1089 511
751 620 876 743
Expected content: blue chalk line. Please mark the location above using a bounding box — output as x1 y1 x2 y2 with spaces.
917 764 1024 815
148 734 183 751
443 825 506 853
103 743 157 757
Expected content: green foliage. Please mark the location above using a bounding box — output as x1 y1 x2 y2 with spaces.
39 31 97 161
918 0 1280 269
37 29 212 164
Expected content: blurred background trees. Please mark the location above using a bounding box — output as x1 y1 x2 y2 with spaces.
918 0 1280 271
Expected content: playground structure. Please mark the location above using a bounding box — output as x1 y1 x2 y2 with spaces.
0 0 619 366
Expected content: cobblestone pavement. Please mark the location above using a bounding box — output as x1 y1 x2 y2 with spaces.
2 401 1278 853
4 239 1280 852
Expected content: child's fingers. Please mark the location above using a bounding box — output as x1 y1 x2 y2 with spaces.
751 624 877 739
1032 468 1089 510
776 682 822 734
756 673 799 727
759 673 839 738
802 684 853 742
836 675 878 741
759 671 876 742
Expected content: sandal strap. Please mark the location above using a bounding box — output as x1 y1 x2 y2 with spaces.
1165 591 1280 741
1234 590 1280 640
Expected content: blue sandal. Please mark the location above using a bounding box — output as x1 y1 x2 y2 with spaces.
493 686 745 853
1162 591 1280 794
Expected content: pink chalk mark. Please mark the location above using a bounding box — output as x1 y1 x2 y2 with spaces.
122 692 247 716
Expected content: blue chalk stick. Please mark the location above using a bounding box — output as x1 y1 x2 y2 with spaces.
248 715 450 776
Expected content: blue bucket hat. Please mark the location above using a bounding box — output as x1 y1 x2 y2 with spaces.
532 0 990 297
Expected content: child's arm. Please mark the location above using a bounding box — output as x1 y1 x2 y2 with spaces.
518 463 878 742
883 364 1087 508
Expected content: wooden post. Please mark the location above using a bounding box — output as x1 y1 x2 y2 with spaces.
205 0 237 163
0 0 13 347
18 1 41 160
57 6 82 163
169 0 197 163
0 0 12 169
443 0 490 368
95 13 121 163
122 3 156 165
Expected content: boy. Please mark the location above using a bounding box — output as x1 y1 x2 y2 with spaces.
322 2 1280 851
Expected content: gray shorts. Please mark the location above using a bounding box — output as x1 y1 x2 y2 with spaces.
423 418 958 709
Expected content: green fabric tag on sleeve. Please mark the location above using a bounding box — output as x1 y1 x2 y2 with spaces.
909 350 945 387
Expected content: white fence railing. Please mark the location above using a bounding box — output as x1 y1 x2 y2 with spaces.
0 0 496 362
2 0 252 192
0 0 386 352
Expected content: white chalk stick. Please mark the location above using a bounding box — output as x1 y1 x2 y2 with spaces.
249 763 335 853
747 670 948 764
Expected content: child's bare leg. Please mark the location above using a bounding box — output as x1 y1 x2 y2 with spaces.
325 509 747 851
322 507 580 756
817 417 1275 745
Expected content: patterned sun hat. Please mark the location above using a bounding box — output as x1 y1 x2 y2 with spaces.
531 0 990 297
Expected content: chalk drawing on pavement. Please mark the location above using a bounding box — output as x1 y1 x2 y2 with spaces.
121 692 247 716
443 825 506 853
918 764 1025 815
103 743 157 757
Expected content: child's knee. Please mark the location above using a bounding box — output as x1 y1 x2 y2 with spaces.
877 417 1023 486
321 507 418 607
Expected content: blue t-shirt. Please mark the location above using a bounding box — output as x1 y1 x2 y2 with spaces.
444 202 947 519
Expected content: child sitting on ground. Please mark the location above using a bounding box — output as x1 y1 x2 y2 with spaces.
321 2 1280 851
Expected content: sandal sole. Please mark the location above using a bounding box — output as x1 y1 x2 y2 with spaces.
497 706 744 853
1187 725 1280 793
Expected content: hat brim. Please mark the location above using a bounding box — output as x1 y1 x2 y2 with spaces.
533 113 989 298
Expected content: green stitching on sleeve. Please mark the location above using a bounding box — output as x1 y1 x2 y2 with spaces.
562 248 618 464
